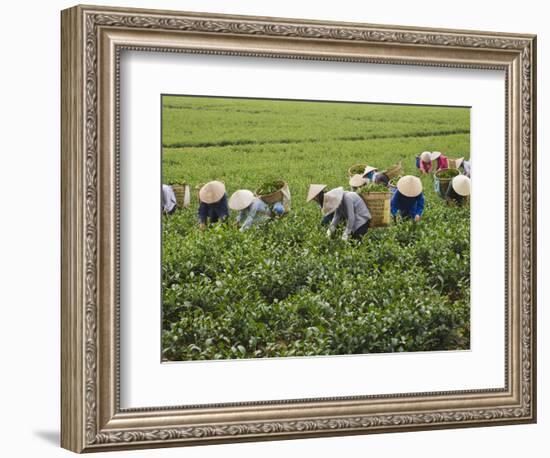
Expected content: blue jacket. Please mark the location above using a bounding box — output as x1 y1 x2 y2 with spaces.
198 193 229 224
391 191 425 219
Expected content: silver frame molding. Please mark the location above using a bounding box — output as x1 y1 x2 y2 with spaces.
61 4 537 453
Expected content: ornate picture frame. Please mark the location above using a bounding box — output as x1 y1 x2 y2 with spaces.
61 4 536 453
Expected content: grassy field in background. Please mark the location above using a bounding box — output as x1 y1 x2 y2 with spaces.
161 95 471 361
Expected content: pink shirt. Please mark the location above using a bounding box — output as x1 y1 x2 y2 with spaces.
419 159 432 173
436 155 449 170
420 155 449 173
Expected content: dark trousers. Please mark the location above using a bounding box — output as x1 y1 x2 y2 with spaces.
351 220 370 240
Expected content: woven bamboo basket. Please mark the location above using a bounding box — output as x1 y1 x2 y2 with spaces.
194 183 204 200
434 168 460 197
360 191 392 228
347 163 367 177
256 180 287 204
170 184 190 209
384 162 403 179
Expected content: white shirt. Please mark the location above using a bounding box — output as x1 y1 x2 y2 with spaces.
162 184 177 213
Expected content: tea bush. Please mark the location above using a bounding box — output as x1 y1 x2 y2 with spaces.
161 96 471 360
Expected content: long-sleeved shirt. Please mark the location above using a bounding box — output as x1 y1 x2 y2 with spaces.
198 193 229 224
236 197 271 231
162 184 177 213
391 191 425 219
330 191 371 236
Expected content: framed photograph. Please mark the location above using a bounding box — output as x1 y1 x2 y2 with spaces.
61 4 537 453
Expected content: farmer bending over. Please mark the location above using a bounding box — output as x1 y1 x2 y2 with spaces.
446 175 471 206
391 175 425 222
431 151 449 171
362 165 378 182
323 187 371 241
229 189 272 231
417 151 449 174
198 181 228 230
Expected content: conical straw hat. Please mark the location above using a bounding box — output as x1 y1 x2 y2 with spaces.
228 189 255 210
322 187 344 215
431 151 442 160
199 181 226 204
363 165 378 175
397 175 423 197
306 184 327 203
455 157 465 168
349 174 367 187
420 151 432 163
451 175 471 196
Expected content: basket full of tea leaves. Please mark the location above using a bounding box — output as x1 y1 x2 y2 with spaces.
347 163 367 177
169 182 190 209
256 180 287 204
434 168 460 197
383 161 403 179
356 183 392 228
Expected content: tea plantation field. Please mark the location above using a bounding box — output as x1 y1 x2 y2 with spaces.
162 95 470 361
